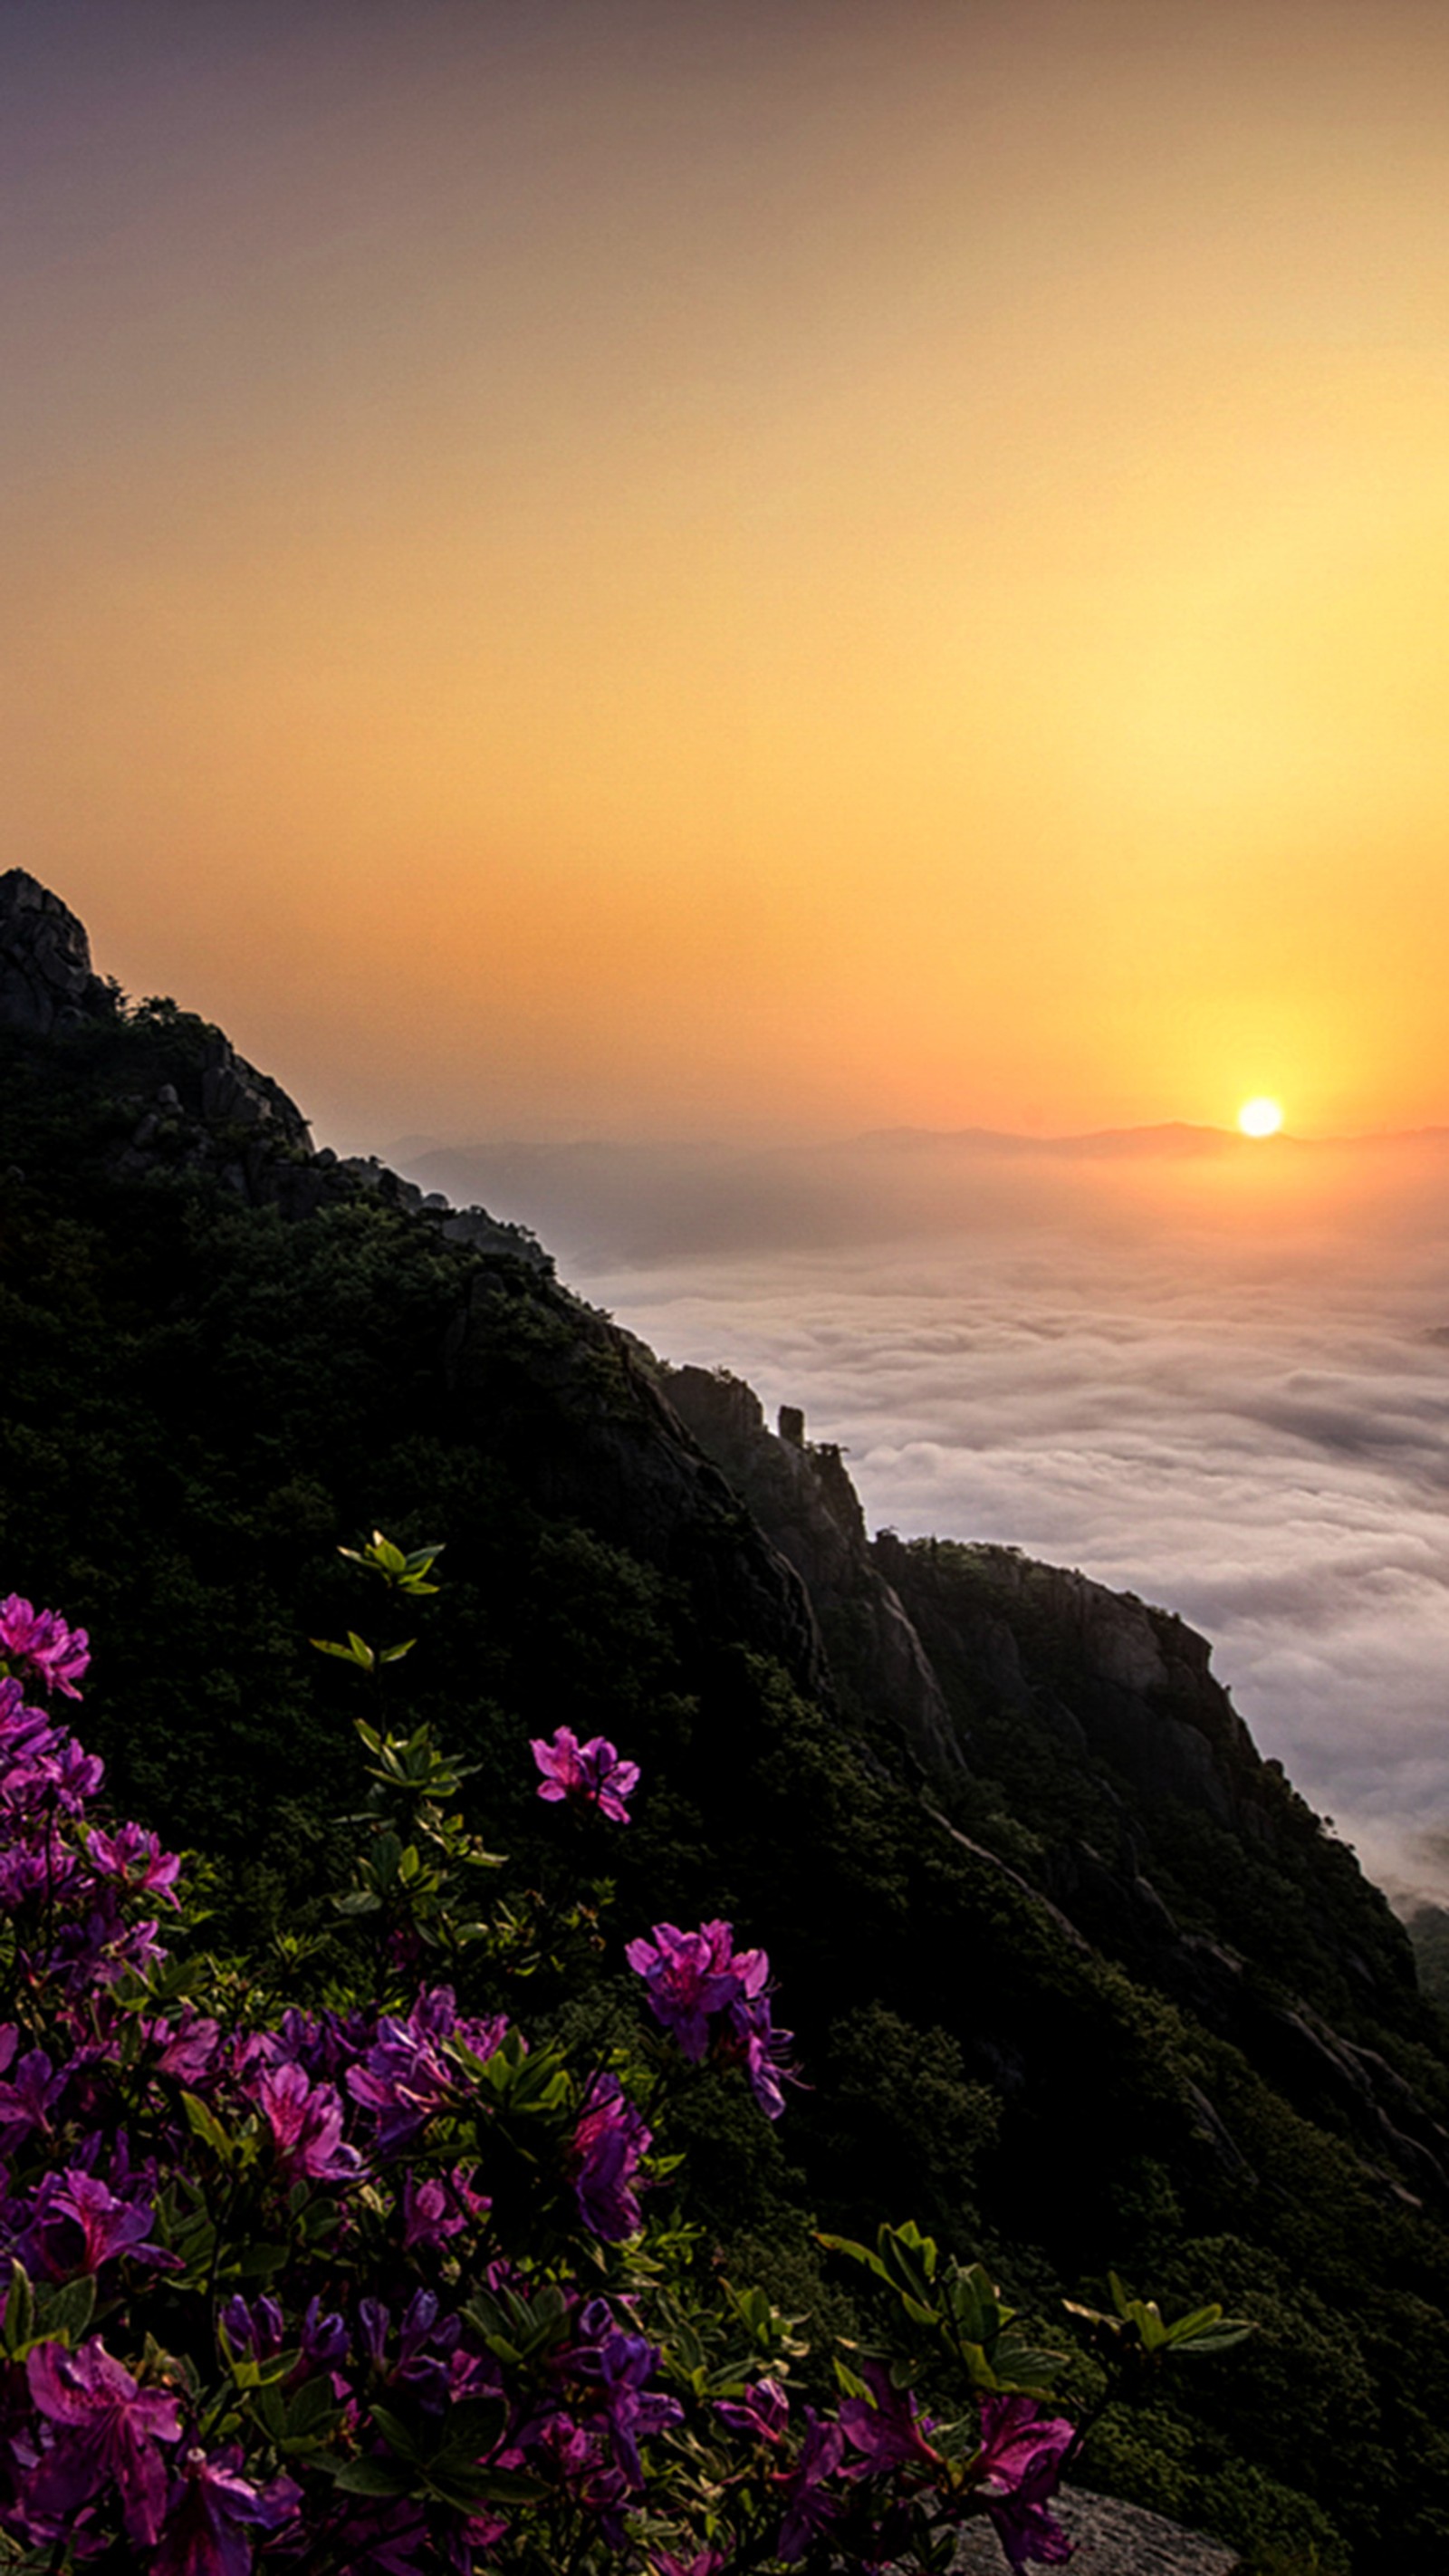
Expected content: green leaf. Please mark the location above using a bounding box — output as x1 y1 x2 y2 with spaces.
474 2470 549 2505
333 2456 417 2498
816 2231 890 2284
433 2395 509 2461
40 2277 97 2347
369 2402 424 2465
233 2241 289 2281
311 1633 377 1669
3 2261 34 2358
287 2376 342 2437
181 2091 233 2160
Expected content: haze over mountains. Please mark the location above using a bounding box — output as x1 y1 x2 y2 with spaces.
395 1120 1449 1266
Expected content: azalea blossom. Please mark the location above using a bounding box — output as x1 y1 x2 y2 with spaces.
152 2443 302 2576
21 2169 175 2281
253 2061 362 2187
85 1821 183 1908
17 2336 182 2548
775 2409 848 2562
347 1986 507 2154
530 1726 639 1822
627 1919 796 2115
975 2393 1075 2570
624 1920 741 2060
715 2376 791 2446
0 2033 67 2153
0 1596 91 1698
839 2362 941 2472
571 2073 651 2240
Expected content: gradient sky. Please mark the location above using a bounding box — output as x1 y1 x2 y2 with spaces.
8 0 1449 1147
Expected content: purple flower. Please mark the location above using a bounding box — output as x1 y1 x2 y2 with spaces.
0 1597 90 1698
152 2443 302 2576
148 2010 224 2085
715 2375 791 2445
975 2395 1076 2570
839 2362 940 2472
347 1987 507 2155
85 1821 182 1908
568 2310 683 2488
253 2061 362 2187
0 2031 68 2152
18 2336 182 2547
401 2162 489 2252
530 1727 639 1822
624 1921 741 2060
528 2412 631 2547
358 2288 464 2413
627 1920 796 2115
717 1987 795 2121
571 2073 651 2240
775 2410 848 2562
21 2170 174 2281
219 2295 285 2363
325 2501 434 2574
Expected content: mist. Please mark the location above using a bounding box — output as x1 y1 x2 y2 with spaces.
399 1124 1449 1903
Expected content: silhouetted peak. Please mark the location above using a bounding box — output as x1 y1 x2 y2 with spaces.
0 870 110 1036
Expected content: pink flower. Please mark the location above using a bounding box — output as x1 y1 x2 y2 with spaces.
401 2162 489 2252
627 1920 796 2116
530 1727 639 1822
0 1597 90 1698
23 2171 174 2280
152 2443 302 2576
975 2394 1075 2570
839 2362 940 2472
86 1821 183 1908
624 1921 741 2060
18 2336 182 2547
253 2062 362 2186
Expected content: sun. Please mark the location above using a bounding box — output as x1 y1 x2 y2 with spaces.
1237 1097 1283 1139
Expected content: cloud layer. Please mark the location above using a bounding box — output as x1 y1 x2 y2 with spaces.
415 1129 1449 1903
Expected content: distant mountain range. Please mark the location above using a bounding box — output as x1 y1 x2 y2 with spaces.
389 1119 1449 1267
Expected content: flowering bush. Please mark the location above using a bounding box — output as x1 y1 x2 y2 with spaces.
0 1549 1247 2572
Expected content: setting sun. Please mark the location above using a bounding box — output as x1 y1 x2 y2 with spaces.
1238 1098 1284 1139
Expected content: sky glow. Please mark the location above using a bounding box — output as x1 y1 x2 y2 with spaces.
5 2 1449 1149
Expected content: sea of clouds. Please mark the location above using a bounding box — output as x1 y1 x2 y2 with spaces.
403 1128 1449 1903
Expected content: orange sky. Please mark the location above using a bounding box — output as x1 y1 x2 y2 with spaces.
6 0 1449 1148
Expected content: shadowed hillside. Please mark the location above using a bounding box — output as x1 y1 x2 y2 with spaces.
4 871 1449 2570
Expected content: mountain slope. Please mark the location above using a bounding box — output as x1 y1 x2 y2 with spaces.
3 871 1449 2569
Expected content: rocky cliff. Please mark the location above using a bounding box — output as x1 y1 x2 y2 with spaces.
661 1360 1449 2218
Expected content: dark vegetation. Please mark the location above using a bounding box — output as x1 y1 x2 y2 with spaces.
5 956 1449 2570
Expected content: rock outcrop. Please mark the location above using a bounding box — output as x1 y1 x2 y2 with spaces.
0 871 112 1034
661 1365 961 1773
954 2487 1241 2574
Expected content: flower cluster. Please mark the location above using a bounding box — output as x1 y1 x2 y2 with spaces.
0 1596 90 1700
626 1918 796 2118
0 1586 1111 2574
